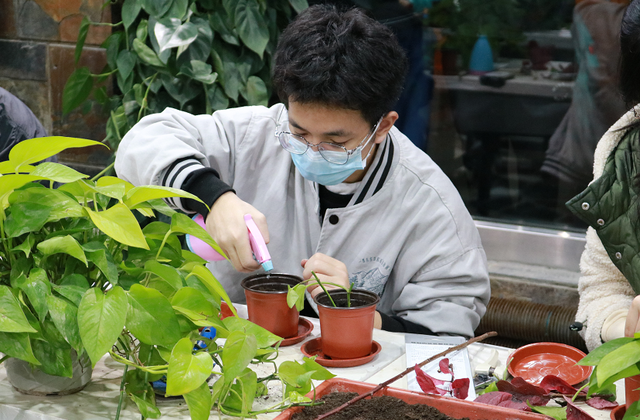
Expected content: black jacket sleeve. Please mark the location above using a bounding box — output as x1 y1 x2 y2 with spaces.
379 311 435 335
180 167 235 217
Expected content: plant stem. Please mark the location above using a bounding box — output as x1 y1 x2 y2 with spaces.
137 73 158 121
313 331 498 420
90 162 115 182
572 383 589 402
0 354 9 365
257 373 278 383
91 68 118 78
110 350 168 373
204 84 212 115
110 110 123 142
155 230 172 260
91 21 122 27
115 364 129 420
311 272 337 307
140 348 154 409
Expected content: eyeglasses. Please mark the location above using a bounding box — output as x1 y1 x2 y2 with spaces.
275 115 383 165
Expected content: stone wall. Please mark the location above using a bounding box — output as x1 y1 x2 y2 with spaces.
0 0 113 174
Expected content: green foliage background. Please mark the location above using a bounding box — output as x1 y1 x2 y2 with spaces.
63 0 308 150
429 0 525 67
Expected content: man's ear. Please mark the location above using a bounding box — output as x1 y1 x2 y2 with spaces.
374 111 399 143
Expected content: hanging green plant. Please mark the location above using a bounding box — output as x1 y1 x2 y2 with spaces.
0 137 333 419
63 0 308 151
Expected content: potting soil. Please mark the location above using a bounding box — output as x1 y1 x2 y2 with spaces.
291 392 470 420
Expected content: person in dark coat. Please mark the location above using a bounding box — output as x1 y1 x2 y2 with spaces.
0 87 54 162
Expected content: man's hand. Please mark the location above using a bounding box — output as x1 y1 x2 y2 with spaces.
205 192 269 272
301 253 350 298
625 295 640 337
303 253 382 329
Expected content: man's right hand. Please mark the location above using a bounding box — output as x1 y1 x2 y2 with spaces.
204 192 269 273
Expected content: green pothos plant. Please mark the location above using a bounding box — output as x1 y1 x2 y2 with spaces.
577 335 640 418
63 0 308 151
0 137 333 419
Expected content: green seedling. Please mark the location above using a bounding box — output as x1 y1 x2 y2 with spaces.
287 271 354 311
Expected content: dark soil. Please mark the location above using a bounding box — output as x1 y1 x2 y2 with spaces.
316 291 377 308
250 283 289 292
291 392 470 420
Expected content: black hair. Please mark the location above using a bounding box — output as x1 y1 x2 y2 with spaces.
272 5 408 125
620 0 640 107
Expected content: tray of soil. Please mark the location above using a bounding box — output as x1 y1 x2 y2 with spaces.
273 378 551 420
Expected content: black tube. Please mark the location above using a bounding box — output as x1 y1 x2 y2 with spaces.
475 297 587 352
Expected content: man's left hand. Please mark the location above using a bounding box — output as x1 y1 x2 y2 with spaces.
301 253 350 298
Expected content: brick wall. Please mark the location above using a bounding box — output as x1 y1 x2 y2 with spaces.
0 0 113 174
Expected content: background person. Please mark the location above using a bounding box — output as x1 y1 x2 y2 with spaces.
0 87 54 162
541 0 627 222
567 0 640 350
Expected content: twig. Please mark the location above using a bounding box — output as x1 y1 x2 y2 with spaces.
313 331 498 420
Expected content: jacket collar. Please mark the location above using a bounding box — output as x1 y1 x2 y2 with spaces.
593 104 640 180
347 130 398 206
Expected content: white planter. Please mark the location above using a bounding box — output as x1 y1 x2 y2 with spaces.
5 351 92 396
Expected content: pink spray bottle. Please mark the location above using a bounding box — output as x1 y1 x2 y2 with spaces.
185 214 273 272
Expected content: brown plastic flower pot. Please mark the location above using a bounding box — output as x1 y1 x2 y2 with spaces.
241 273 302 339
626 375 640 409
612 374 640 420
314 289 380 359
273 378 551 420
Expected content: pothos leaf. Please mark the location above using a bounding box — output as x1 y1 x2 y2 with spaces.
166 338 213 396
75 16 91 64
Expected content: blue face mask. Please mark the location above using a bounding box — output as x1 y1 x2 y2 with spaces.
291 148 369 185
289 121 381 185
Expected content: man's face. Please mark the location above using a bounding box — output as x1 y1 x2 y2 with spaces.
286 101 379 183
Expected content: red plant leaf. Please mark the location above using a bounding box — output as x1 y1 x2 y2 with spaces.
585 397 618 409
510 377 548 396
475 392 532 411
539 375 578 394
452 378 470 399
439 358 451 374
564 396 596 420
496 379 550 406
498 399 532 411
414 365 447 395
475 391 512 406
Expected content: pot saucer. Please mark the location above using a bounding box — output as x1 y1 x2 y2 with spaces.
300 337 381 367
507 342 591 385
279 318 314 347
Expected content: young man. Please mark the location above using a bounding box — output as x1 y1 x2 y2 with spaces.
115 5 489 337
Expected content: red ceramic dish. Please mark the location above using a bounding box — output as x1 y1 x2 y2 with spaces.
273 378 551 420
279 317 314 347
507 342 592 385
300 338 381 367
